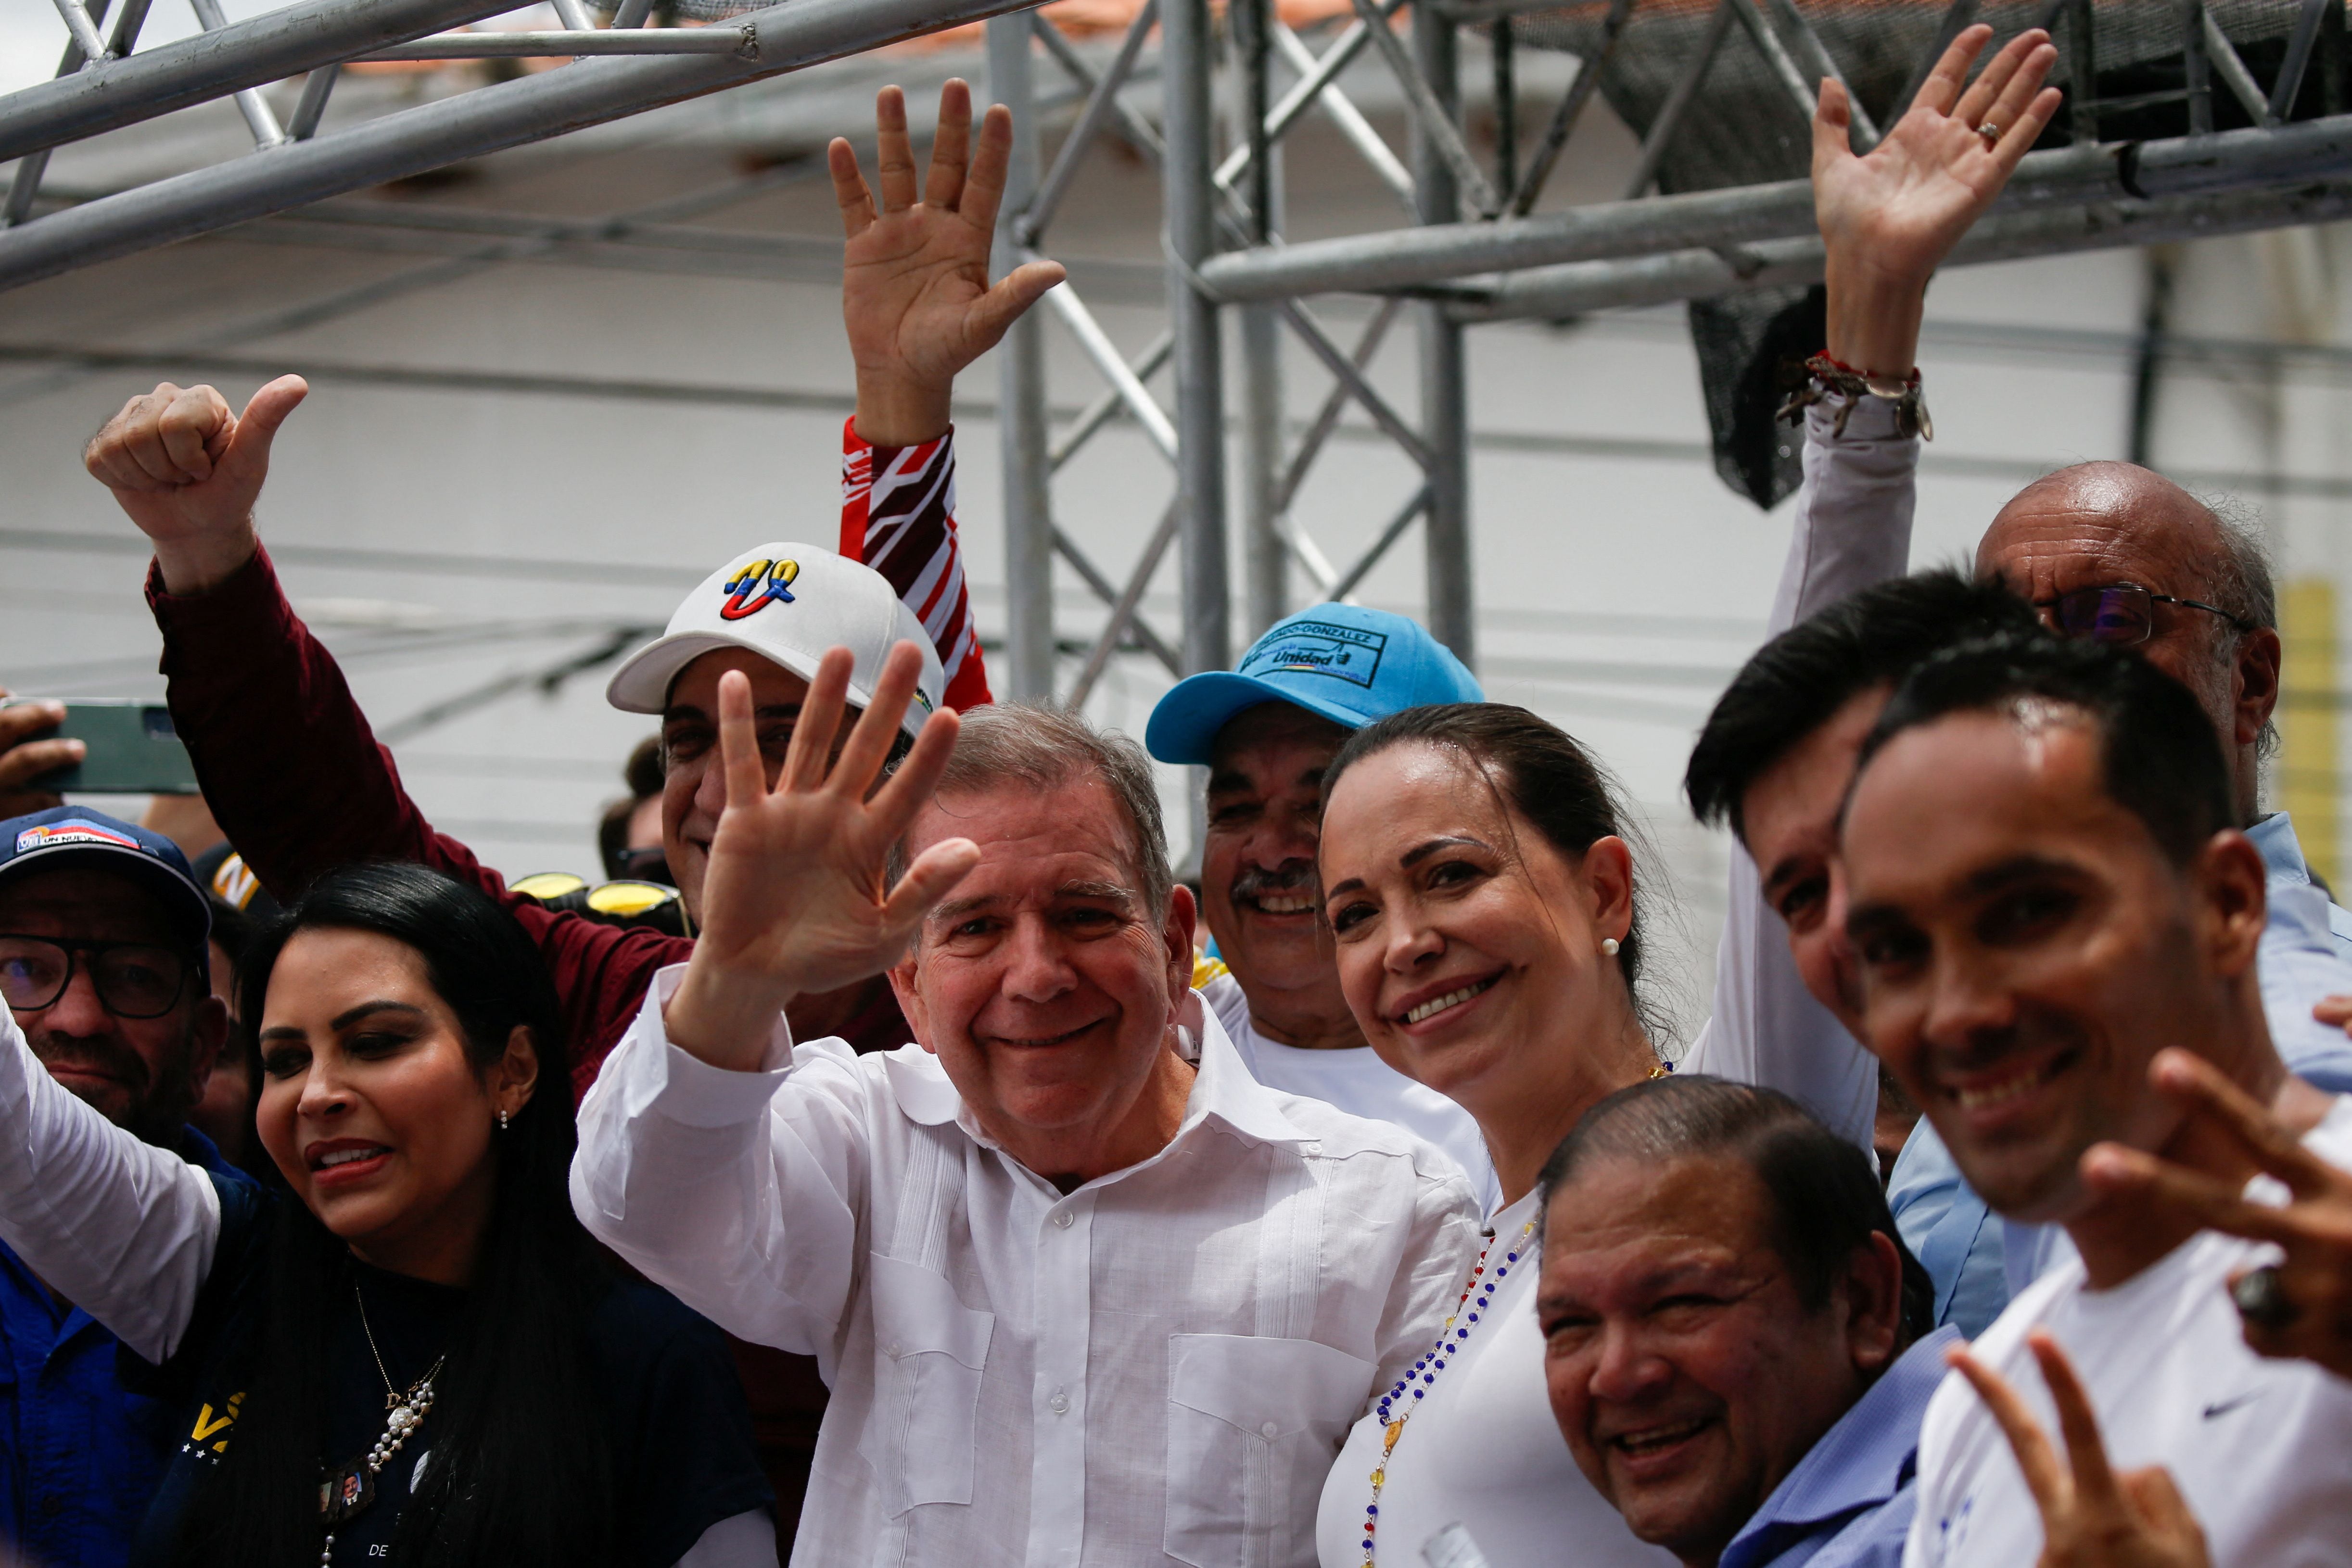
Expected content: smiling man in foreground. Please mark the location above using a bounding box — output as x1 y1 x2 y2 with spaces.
1836 632 2352 1567
570 649 1479 1565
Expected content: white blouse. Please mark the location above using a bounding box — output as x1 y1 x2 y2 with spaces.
1314 1189 1674 1568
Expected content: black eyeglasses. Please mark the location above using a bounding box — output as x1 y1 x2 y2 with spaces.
2033 583 2255 647
0 935 193 1020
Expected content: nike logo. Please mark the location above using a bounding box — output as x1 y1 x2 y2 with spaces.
2202 1390 2264 1420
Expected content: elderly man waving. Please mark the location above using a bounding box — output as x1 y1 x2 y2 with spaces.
571 647 1479 1566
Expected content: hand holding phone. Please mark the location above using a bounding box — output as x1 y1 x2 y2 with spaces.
0 693 83 818
0 700 197 798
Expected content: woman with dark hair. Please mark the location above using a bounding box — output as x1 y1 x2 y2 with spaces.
0 861 772 1568
1310 703 1677 1568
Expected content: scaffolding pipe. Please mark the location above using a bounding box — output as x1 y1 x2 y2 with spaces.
1412 0 1473 666
0 0 513 164
988 13 1055 703
0 0 1049 293
360 29 759 60
1198 112 2352 300
1164 0 1229 679
1449 177 2352 320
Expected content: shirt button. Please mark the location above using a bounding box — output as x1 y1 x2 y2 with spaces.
885 1341 902 1359
1049 1390 1069 1415
1259 1421 1279 1440
1053 1210 1074 1228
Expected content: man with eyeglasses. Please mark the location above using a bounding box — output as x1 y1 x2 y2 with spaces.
0 805 243 1568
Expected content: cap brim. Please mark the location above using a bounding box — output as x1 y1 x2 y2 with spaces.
606 631 926 739
1144 671 1373 765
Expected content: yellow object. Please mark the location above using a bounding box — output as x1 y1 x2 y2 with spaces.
510 872 587 900
1191 953 1232 990
2283 578 2339 889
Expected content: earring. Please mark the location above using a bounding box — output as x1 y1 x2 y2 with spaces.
497 1109 510 1131
1601 937 1621 957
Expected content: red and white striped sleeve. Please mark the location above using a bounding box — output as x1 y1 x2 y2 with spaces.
839 417 993 712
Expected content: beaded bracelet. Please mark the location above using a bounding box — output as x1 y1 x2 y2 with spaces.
1776 352 1933 442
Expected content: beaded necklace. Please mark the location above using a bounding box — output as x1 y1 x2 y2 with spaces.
1358 1215 1539 1566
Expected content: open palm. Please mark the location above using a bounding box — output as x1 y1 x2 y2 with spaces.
1813 25 2062 286
665 642 977 1069
834 80 1064 401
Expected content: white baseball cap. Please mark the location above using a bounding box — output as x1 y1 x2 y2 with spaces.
605 543 945 738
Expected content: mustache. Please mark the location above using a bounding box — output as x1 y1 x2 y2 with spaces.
1229 861 1318 903
25 1028 154 1101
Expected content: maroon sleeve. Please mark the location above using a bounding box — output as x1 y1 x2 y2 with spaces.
147 546 689 1098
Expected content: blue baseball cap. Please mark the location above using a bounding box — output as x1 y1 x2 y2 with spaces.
1145 604 1484 765
0 807 212 956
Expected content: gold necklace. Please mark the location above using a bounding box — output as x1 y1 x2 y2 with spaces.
323 1284 445 1564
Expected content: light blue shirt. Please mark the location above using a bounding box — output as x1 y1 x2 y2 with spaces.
2247 811 2352 1094
1719 1326 1964 1568
1887 1127 2006 1338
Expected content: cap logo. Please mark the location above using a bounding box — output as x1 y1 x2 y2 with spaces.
719 558 800 621
210 852 262 911
1238 620 1388 692
15 820 148 855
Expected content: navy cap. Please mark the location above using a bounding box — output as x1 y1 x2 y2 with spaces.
0 807 212 955
1146 604 1484 765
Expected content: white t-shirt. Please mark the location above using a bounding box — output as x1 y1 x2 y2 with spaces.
1907 1096 2352 1568
1312 1188 1675 1568
1204 970 1500 1211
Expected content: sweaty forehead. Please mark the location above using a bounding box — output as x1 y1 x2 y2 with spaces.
1977 467 2222 601
1843 709 2127 893
0 867 178 943
1543 1153 1773 1276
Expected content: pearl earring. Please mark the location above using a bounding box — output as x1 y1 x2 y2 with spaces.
497 1109 510 1130
1601 937 1621 957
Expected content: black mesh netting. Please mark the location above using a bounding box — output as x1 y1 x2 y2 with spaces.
1499 0 2347 507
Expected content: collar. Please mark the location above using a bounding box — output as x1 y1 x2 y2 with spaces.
1724 1324 1963 1552
878 989 1316 1156
2248 812 2312 886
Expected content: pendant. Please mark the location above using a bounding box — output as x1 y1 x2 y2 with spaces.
319 1460 377 1525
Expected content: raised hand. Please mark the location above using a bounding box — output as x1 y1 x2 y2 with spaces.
661 642 978 1071
1814 24 2062 377
833 79 1066 446
1948 1331 2212 1568
82 375 308 596
2080 1047 2352 1381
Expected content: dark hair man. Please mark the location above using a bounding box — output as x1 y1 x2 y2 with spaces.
1538 1076 1945 1568
0 807 243 1568
1679 24 2352 1340
1145 608 1496 1198
1839 632 2352 1567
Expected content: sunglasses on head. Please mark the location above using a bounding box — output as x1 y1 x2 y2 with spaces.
2032 583 2254 647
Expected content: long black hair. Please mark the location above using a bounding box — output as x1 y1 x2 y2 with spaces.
180 861 617 1568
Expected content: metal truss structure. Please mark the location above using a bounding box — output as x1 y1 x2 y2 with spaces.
9 0 2352 712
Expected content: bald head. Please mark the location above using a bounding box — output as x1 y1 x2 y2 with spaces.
1977 461 2280 825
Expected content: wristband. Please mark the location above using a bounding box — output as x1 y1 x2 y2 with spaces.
1777 352 1933 441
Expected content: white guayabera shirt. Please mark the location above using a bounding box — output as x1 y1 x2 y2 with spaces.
572 969 1484 1568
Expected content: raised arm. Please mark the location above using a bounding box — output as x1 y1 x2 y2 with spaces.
1690 25 2062 1146
572 641 977 1348
0 1006 219 1363
833 80 1063 713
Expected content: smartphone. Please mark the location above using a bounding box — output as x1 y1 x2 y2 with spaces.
15 701 201 796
